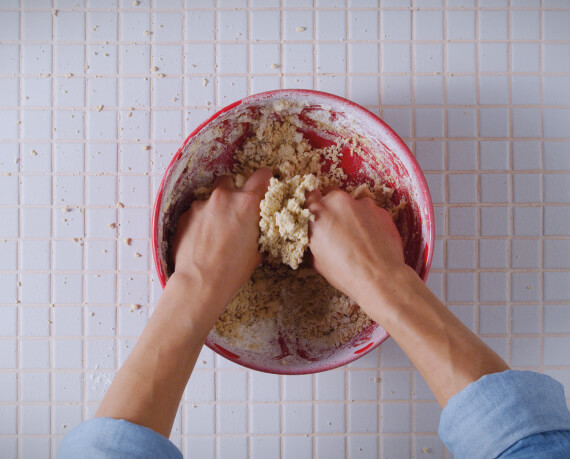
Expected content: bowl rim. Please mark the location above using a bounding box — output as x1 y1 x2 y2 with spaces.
151 89 435 374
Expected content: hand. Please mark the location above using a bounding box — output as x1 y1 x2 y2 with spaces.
306 189 407 306
172 168 273 313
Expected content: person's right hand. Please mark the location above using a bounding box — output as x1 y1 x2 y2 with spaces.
306 189 408 306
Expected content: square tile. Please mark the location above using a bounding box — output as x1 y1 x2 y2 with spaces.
543 44 570 73
85 339 116 370
283 403 312 434
447 10 475 40
513 174 541 204
544 337 570 366
479 239 509 269
448 174 477 203
480 173 510 203
350 43 379 74
283 436 312 459
545 305 570 333
349 371 378 400
414 44 443 73
217 371 247 401
53 372 83 402
479 10 508 40
316 403 345 433
480 108 509 138
447 272 476 302
543 11 570 40
512 305 541 334
381 370 410 400
185 404 214 434
218 437 248 459
86 306 117 337
22 109 52 140
316 370 345 401
381 437 411 459
349 10 378 40
415 108 444 138
317 43 346 74
382 10 411 40
22 44 53 74
414 75 444 105
544 272 570 302
449 305 477 333
480 43 509 73
447 75 476 105
53 339 83 369
512 43 540 73
284 10 313 40
21 405 50 435
250 371 280 402
317 437 345 458
512 76 541 105
55 44 85 75
414 10 443 40
480 76 509 105
217 404 247 434
21 339 50 369
250 404 280 434
480 304 508 334
481 207 510 236
544 142 570 170
21 272 51 304
446 43 476 73
186 10 214 40
348 436 378 458
449 207 477 236
447 239 476 269
21 372 50 402
544 240 570 269
251 437 280 458
0 340 17 369
511 10 540 40
0 373 17 402
380 403 410 433
544 109 570 139
512 272 540 302
53 404 83 436
381 43 411 73
348 403 377 434
512 337 541 367
19 306 49 337
511 239 540 269
481 141 509 171
545 174 570 203
414 403 441 433
317 10 346 41
415 141 444 171
283 374 313 401
514 207 542 236
447 108 476 138
448 140 477 170
250 10 280 41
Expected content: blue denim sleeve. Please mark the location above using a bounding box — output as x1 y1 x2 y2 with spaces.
58 417 182 459
438 370 570 459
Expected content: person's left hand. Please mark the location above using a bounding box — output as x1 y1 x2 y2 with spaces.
171 168 273 314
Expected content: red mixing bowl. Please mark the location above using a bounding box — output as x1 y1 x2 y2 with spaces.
152 89 434 374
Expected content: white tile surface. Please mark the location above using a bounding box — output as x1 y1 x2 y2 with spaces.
1 1 568 457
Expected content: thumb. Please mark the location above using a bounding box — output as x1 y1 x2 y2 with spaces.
240 168 273 199
305 189 322 210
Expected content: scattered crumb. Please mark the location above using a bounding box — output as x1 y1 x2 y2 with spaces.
134 253 142 258
150 66 158 72
143 30 152 36
72 238 79 242
271 63 279 69
133 0 140 5
172 97 178 102
3 172 11 176
373 377 380 383
108 223 116 229
31 150 37 156
423 447 432 453
84 64 90 70
296 26 306 32
202 78 208 87
201 360 207 364
123 238 132 246
90 312 95 317
62 206 71 213
116 202 124 208
142 145 151 151
156 73 165 78
52 9 58 17
130 303 141 312
65 73 73 79
96 105 104 112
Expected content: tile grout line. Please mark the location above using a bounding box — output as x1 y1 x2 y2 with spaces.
539 0 545 375
213 3 219 458
507 0 514 366
16 3 23 456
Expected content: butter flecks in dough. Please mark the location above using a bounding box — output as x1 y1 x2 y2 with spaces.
259 174 319 269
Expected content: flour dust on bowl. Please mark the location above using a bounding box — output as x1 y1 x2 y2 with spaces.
152 90 434 375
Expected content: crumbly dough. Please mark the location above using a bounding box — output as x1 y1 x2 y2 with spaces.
259 174 319 269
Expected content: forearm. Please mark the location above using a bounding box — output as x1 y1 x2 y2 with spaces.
359 266 509 407
95 272 223 437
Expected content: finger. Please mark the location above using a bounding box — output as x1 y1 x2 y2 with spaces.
240 167 273 199
305 189 322 209
212 174 236 191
